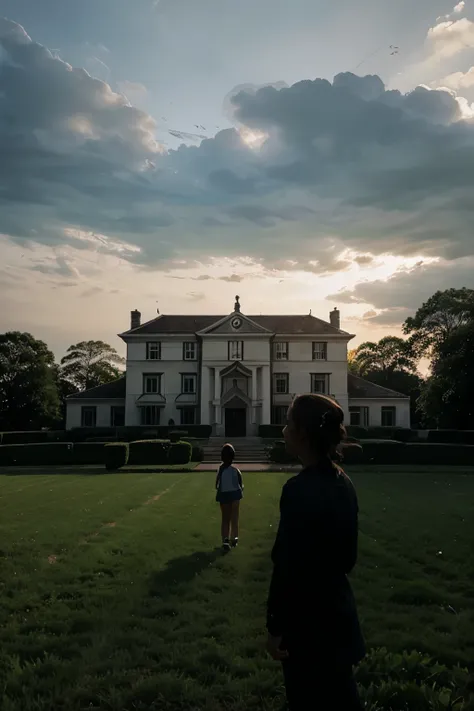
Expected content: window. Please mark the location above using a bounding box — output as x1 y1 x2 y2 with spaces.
181 373 197 394
183 342 197 361
81 406 97 427
143 373 161 394
349 406 369 427
180 407 196 425
274 342 288 360
146 342 161 360
110 406 125 427
228 341 243 360
310 373 330 394
274 373 289 394
381 406 396 427
140 406 161 426
272 405 287 425
312 342 327 360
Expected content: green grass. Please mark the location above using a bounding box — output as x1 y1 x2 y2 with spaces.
0 468 473 710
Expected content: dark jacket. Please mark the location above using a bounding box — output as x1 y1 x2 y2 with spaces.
267 463 365 665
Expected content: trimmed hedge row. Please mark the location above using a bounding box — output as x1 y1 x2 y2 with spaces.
266 440 365 465
259 424 416 442
0 430 66 445
266 440 474 466
105 443 129 471
0 442 74 466
69 425 212 443
427 430 474 445
0 438 196 467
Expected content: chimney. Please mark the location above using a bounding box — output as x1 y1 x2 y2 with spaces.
130 309 141 330
330 307 340 330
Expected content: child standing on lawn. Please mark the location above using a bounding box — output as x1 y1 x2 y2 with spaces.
216 443 243 551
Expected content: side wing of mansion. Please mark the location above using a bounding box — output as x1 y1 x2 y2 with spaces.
66 297 411 435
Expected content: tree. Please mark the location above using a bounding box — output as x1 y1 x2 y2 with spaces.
60 340 124 392
0 332 60 430
350 336 418 377
351 336 423 427
403 288 474 359
418 321 474 429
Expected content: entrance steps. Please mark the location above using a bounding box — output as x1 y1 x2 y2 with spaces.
202 436 268 463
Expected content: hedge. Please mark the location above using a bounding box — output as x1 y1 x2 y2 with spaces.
128 439 170 465
344 426 416 442
168 441 192 465
341 443 364 464
402 443 474 466
115 425 211 442
69 427 117 443
104 443 129 470
0 430 66 445
72 442 107 465
266 440 295 464
345 425 369 440
361 439 406 464
191 443 204 462
266 440 364 465
259 425 284 439
0 442 73 466
427 430 474 445
169 430 187 443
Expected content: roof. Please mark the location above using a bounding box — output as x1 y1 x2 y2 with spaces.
348 374 408 400
67 376 126 400
121 314 348 336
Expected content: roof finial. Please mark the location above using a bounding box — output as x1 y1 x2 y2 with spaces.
234 295 241 312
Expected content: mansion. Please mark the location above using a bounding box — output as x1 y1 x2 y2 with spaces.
66 297 410 436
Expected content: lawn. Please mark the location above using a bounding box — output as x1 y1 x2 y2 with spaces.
0 468 473 710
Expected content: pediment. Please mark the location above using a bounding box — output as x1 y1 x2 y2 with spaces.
220 361 252 379
197 312 272 336
223 393 249 408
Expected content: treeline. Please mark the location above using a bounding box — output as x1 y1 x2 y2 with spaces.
1 288 473 431
0 336 123 431
350 288 474 429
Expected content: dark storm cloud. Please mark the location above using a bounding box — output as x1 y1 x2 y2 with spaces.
2 17 474 276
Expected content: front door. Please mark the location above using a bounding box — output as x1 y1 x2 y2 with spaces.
225 408 246 437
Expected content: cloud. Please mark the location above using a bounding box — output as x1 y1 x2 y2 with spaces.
426 17 474 60
3 17 474 279
454 1 466 13
117 80 148 99
30 255 81 279
168 272 244 282
435 66 474 91
80 286 103 298
186 291 205 301
327 257 474 324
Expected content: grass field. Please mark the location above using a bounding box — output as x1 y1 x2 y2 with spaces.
0 467 473 710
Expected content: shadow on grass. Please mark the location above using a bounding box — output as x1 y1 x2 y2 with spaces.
148 549 223 597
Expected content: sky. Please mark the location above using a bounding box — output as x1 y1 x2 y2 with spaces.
1 0 474 360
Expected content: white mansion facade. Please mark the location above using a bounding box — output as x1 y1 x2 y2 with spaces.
66 297 411 435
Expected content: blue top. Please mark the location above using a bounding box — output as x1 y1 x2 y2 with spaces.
216 465 243 494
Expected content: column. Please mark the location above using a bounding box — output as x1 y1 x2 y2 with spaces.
214 368 221 401
214 368 223 434
262 365 271 424
251 367 258 402
200 366 210 424
251 367 258 424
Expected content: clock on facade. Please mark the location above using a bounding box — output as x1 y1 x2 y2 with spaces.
231 317 242 329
